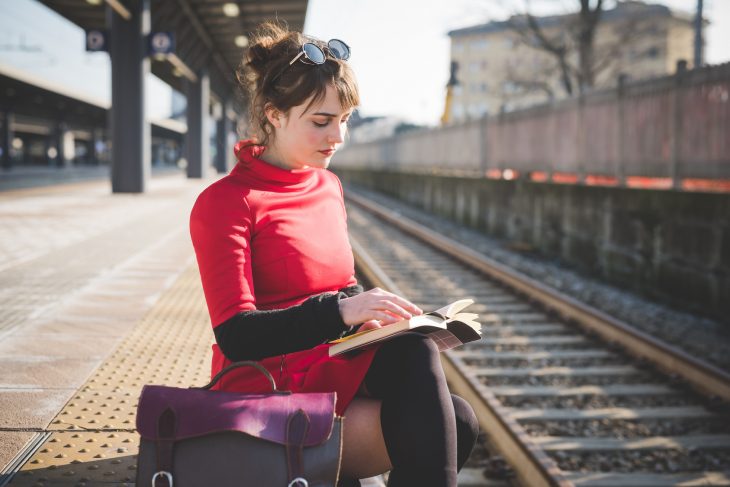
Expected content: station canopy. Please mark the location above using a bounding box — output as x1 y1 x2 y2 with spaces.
37 0 309 105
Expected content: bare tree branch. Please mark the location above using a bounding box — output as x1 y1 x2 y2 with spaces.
507 12 576 95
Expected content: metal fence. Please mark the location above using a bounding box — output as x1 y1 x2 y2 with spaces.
337 62 730 184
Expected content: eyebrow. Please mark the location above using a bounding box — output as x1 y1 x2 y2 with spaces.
311 111 351 117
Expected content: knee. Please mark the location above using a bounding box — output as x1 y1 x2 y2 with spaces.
364 333 443 397
378 332 440 364
452 394 479 450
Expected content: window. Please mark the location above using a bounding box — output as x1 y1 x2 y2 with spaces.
472 39 489 50
502 81 519 94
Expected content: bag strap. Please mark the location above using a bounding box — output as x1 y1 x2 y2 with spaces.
286 409 311 486
153 407 176 487
193 360 282 392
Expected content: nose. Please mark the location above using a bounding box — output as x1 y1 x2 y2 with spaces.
328 122 346 144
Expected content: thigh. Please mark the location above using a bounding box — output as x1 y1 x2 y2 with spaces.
340 397 392 479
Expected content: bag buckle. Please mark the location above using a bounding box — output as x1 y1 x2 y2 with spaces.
151 470 173 487
288 477 309 487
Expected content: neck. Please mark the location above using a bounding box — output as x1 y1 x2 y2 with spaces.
260 141 300 171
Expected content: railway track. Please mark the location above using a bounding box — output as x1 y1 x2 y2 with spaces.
345 189 730 487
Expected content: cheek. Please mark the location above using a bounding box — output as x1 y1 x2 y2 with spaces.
304 128 324 147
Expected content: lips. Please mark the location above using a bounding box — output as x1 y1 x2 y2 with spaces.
318 149 335 156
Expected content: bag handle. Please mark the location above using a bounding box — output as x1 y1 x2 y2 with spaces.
194 360 285 392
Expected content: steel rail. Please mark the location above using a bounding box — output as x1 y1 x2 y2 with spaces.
345 190 730 403
349 235 573 487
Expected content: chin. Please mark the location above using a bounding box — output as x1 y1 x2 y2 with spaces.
309 156 331 169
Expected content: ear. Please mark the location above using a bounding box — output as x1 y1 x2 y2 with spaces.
264 103 283 129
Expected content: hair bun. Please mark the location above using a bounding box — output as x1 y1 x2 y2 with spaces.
242 22 293 79
245 42 273 77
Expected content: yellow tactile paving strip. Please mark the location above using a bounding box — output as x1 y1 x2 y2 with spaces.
7 264 214 486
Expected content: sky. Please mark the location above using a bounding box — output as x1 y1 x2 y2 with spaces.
303 0 730 125
0 0 728 127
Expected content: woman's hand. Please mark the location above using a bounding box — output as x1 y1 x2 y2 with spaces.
358 320 383 332
338 287 422 328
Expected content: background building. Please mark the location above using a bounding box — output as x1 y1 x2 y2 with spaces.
447 1 697 121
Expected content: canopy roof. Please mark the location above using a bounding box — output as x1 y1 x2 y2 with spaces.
38 0 309 105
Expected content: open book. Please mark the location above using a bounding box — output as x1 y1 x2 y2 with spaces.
328 299 481 357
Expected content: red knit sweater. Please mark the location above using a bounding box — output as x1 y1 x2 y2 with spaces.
189 141 377 415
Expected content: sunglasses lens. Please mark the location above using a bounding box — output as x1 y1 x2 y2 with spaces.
328 39 350 60
303 43 326 64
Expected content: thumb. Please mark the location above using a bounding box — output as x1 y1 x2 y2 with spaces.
359 320 382 331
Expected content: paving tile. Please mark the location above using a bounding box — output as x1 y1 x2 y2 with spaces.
0 431 35 473
0 389 76 429
9 318 134 339
0 333 122 360
0 356 102 390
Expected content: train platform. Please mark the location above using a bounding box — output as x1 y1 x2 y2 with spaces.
0 173 211 485
0 174 494 486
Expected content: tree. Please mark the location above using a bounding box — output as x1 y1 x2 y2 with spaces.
507 0 605 97
502 0 672 103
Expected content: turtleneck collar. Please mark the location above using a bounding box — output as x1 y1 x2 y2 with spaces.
232 140 317 186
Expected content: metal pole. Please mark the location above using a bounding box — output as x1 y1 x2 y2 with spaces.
694 0 703 68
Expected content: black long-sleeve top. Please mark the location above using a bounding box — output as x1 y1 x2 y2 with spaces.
214 284 364 362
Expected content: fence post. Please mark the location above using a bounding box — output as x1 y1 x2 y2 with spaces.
576 95 586 184
670 60 687 189
616 74 627 186
479 115 489 176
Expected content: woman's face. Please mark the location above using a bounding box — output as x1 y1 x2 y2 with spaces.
265 84 354 170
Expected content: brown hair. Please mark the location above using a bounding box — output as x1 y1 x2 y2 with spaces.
237 21 360 147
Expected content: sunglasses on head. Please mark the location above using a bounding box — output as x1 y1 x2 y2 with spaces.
271 39 350 84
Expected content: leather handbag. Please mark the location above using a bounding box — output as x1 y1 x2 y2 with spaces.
136 361 343 487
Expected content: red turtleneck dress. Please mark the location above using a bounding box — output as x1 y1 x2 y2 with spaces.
189 141 378 415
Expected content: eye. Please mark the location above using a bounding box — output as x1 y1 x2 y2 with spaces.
313 120 329 127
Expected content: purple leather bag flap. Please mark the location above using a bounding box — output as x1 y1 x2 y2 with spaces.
136 385 336 447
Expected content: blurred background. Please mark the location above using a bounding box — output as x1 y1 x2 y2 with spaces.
1 1 726 152
1 4 729 484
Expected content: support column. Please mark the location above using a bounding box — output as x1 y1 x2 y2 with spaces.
186 70 210 178
56 122 73 168
90 129 101 165
215 100 232 173
1 110 12 170
109 0 150 193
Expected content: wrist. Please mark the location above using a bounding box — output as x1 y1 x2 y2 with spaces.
321 292 351 339
337 297 347 325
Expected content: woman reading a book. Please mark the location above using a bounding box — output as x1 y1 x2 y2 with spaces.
189 22 478 487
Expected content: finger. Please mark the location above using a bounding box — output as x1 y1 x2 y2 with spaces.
360 320 382 331
382 295 422 315
371 311 404 324
376 300 414 320
377 311 409 326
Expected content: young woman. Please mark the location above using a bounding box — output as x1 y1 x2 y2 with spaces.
189 22 479 486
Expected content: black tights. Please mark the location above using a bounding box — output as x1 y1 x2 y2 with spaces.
340 333 479 487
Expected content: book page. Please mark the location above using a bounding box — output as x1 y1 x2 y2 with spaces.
433 299 474 318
